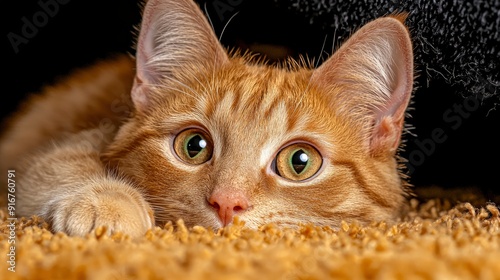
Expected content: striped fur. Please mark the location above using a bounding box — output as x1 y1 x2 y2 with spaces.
0 0 413 236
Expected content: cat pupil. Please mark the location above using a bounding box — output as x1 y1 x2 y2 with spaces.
187 135 206 158
291 149 308 174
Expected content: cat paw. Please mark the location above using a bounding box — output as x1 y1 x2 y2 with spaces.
49 180 155 238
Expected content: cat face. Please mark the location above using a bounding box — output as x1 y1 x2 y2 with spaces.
102 0 413 229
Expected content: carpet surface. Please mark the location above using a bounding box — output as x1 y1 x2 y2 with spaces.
1 189 499 280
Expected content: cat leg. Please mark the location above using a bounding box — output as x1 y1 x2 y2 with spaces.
16 129 154 238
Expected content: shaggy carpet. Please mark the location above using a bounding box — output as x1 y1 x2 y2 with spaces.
0 188 499 279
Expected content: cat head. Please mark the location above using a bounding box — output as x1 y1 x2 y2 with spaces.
102 0 414 229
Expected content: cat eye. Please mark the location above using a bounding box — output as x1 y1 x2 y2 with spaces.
173 129 213 165
275 143 322 181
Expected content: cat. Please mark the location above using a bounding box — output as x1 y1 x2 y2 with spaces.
0 0 414 238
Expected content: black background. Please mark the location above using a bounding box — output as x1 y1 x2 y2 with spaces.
3 0 499 199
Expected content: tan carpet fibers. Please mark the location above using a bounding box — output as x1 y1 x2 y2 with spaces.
1 190 499 279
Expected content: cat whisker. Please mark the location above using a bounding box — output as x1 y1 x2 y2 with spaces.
162 73 200 95
218 11 239 43
191 73 214 108
331 28 338 57
147 81 198 101
146 197 194 211
202 2 218 94
204 2 215 36
140 63 203 102
148 204 188 218
207 4 239 105
293 34 329 114
144 195 211 223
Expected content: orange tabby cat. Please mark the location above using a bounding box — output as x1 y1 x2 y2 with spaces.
0 0 414 237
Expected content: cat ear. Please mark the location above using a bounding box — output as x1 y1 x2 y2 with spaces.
132 0 229 111
312 16 414 156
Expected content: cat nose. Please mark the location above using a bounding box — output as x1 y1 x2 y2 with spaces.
208 190 250 226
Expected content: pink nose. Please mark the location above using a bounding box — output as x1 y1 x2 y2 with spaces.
208 190 250 226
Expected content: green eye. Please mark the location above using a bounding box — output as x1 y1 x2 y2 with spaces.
275 143 322 181
174 129 213 164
